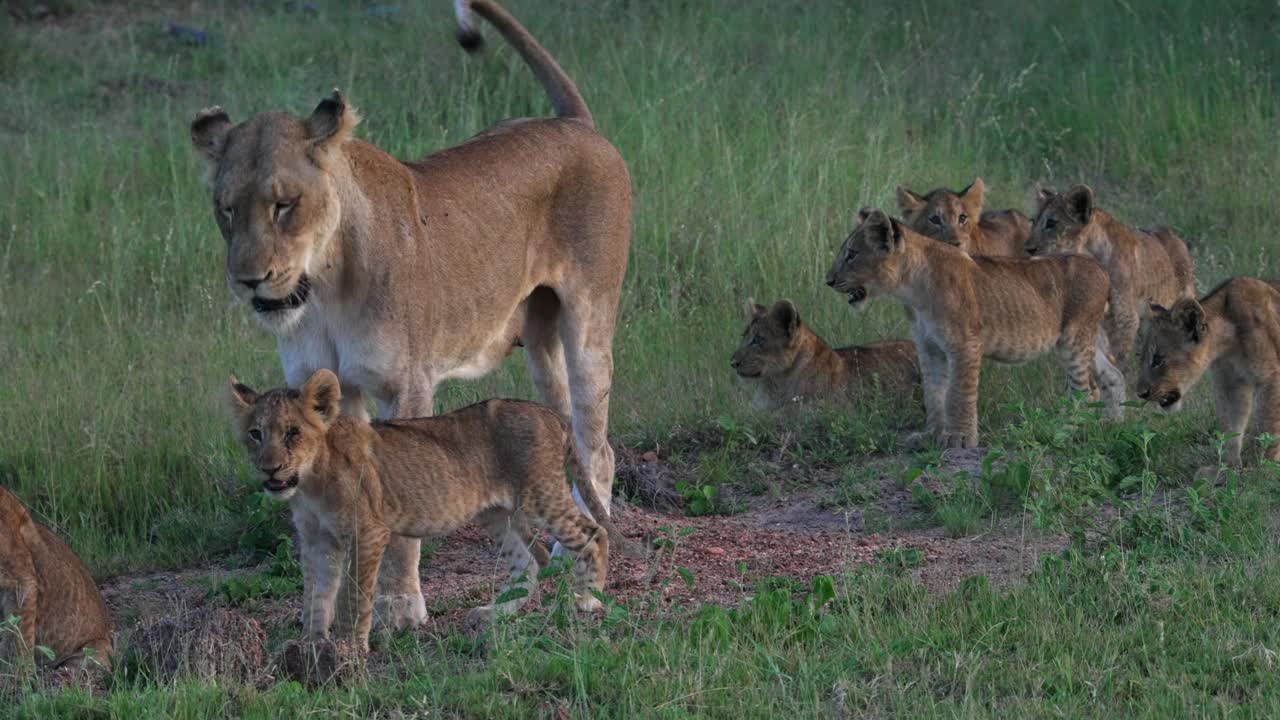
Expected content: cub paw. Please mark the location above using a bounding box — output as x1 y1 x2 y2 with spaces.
464 606 496 634
940 431 978 450
902 431 935 452
372 592 426 632
575 593 603 614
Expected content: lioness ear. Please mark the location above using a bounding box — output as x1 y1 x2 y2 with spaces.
770 299 800 336
191 106 232 163
1171 299 1207 344
306 89 361 150
301 369 342 426
1064 184 1095 224
227 375 258 418
959 177 986 216
896 187 926 215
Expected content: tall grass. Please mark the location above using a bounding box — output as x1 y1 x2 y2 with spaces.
2 0 1277 572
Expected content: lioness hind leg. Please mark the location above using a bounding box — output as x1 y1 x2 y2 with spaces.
558 304 618 535
524 287 572 420
467 511 542 630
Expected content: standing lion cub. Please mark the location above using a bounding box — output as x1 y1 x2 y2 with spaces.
897 178 1030 257
0 487 113 673
826 209 1125 449
731 299 919 410
227 370 635 650
1026 185 1196 369
1136 277 1280 474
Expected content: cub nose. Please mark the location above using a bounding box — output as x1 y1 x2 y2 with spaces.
825 274 836 287
258 463 283 477
730 357 740 368
1136 386 1151 401
239 270 274 290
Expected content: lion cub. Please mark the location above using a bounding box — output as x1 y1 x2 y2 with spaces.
1026 185 1196 368
227 370 631 650
731 299 919 409
826 209 1125 449
1136 277 1280 473
897 178 1030 257
0 487 113 672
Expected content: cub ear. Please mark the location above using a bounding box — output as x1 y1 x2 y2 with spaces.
1064 184 1095 224
306 89 361 152
1171 298 1207 344
301 369 342 426
769 299 800 336
226 375 259 418
1035 186 1056 209
896 187 926 215
1148 302 1170 318
191 106 232 163
859 208 896 250
959 177 986 216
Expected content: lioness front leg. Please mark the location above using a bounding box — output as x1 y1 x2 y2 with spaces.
371 389 431 632
941 345 981 449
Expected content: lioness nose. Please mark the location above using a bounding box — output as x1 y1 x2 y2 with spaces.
239 270 274 290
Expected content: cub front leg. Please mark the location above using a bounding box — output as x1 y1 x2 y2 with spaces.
299 526 344 642
942 344 982 449
342 526 390 652
0 535 37 664
1252 380 1280 464
906 332 948 450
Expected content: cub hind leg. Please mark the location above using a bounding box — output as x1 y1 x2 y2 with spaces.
466 510 542 630
542 500 609 614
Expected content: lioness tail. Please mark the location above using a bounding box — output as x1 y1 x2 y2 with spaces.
454 0 595 129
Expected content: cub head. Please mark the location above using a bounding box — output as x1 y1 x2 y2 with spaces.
1135 299 1211 414
731 299 804 379
825 208 907 311
226 369 342 500
896 178 985 253
1026 184 1095 255
191 90 360 333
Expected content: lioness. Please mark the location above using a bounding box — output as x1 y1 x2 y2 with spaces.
731 299 919 410
0 487 112 672
1136 277 1280 473
1026 185 1196 368
897 178 1030 257
227 370 636 649
190 0 631 630
826 209 1125 449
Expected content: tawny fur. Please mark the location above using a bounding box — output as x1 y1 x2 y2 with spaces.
1136 277 1280 473
826 209 1125 449
190 0 631 631
1027 185 1196 369
731 299 920 410
227 371 635 651
0 488 112 672
897 178 1030 257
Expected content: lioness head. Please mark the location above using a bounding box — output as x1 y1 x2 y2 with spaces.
1026 185 1095 255
896 178 985 253
730 299 803 379
190 91 360 333
825 208 907 311
1135 299 1211 413
226 369 342 500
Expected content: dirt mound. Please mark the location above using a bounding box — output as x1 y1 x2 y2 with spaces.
126 607 266 685
274 639 361 688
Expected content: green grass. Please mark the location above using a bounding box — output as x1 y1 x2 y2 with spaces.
4 0 1280 714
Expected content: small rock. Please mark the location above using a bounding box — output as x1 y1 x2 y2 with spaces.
707 547 726 557
641 451 658 463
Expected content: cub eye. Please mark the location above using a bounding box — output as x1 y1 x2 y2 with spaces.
929 214 943 226
220 206 234 223
272 200 296 224
1044 218 1057 230
285 426 301 441
1151 353 1164 369
958 213 968 225
750 335 764 346
247 428 262 443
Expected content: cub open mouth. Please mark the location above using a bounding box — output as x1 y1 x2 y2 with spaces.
736 368 762 379
847 287 868 304
1158 391 1181 409
264 474 300 493
251 275 311 314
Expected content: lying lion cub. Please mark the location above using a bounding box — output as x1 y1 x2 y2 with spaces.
1026 185 1196 368
0 487 113 672
227 370 633 650
1136 277 1280 474
826 209 1125 449
897 178 1030 257
731 299 919 410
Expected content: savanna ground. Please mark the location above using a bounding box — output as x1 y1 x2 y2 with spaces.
3 0 1280 716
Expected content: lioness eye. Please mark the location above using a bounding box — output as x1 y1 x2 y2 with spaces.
929 214 943 226
958 213 968 225
1151 354 1164 368
1045 218 1057 230
220 206 233 223
750 335 763 346
273 200 296 223
247 428 262 443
